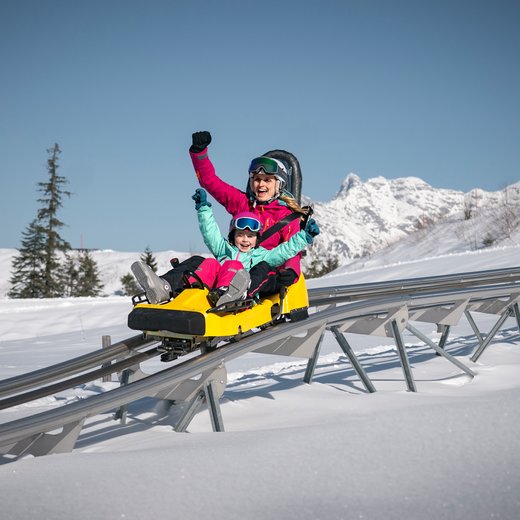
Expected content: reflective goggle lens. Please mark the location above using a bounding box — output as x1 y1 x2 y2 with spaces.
234 217 262 232
248 157 281 175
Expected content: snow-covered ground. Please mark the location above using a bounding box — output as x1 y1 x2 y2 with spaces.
0 245 520 519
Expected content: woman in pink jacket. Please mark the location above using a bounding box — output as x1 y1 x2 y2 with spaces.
190 131 310 284
190 131 308 274
131 131 311 305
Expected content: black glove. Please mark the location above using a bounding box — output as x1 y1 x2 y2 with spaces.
192 188 212 210
304 218 320 243
190 131 212 153
278 268 298 287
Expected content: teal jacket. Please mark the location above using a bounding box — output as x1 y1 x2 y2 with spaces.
197 205 310 271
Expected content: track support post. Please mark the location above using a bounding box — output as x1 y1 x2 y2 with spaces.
304 330 325 383
470 306 514 362
391 320 417 392
175 379 225 432
330 326 376 393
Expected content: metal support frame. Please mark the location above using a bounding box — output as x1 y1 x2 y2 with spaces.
391 320 417 392
175 392 205 432
304 330 325 383
513 303 520 330
1 419 85 459
114 367 133 424
406 324 475 377
101 335 112 382
438 325 451 349
175 379 225 432
254 324 327 359
470 307 515 362
204 380 225 431
330 326 376 393
113 349 150 424
464 310 485 345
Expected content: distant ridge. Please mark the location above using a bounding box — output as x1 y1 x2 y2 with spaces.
303 175 520 269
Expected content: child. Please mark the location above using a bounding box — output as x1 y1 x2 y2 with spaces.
132 189 319 307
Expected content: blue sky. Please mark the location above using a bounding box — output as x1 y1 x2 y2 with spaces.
1 0 519 253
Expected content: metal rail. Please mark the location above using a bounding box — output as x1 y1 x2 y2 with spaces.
0 334 153 399
0 267 519 459
308 265 520 306
2 266 517 402
0 346 161 410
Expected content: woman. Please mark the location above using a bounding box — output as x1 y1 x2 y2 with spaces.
190 131 310 292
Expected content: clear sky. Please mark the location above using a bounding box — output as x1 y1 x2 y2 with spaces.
1 0 519 253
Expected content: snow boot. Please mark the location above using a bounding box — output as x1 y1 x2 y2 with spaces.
131 261 171 304
215 269 251 307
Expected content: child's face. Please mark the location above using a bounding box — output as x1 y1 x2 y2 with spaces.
234 229 258 252
251 173 277 202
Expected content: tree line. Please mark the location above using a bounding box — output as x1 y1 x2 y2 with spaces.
8 143 333 299
8 144 158 299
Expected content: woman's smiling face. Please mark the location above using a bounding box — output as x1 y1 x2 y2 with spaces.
251 173 277 202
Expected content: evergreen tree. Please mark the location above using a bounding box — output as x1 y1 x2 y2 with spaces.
140 246 158 272
8 220 48 298
62 253 79 297
120 273 140 296
9 143 72 298
37 143 71 297
74 251 103 297
304 254 340 279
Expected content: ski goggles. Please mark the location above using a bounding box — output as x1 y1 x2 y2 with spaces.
248 157 284 176
233 216 262 233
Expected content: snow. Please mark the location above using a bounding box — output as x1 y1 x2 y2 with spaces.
1 243 520 519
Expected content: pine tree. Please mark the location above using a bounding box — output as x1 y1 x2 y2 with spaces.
74 251 103 297
37 143 71 297
62 253 79 297
120 273 140 296
8 220 48 298
9 143 72 298
304 254 340 279
140 246 158 272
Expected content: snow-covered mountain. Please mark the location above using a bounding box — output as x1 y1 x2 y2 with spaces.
1 175 518 298
304 174 520 268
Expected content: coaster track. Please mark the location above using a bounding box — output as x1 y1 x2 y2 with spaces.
0 266 519 459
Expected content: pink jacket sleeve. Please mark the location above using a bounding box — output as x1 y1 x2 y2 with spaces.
190 149 248 215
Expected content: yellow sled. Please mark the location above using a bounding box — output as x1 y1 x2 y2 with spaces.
127 275 309 342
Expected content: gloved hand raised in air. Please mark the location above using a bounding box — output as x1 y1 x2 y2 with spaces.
304 218 320 243
190 131 212 153
192 188 212 210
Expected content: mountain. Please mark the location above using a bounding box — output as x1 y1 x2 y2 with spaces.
303 174 520 269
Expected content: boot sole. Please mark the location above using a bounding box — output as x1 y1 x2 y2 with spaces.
131 262 170 304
